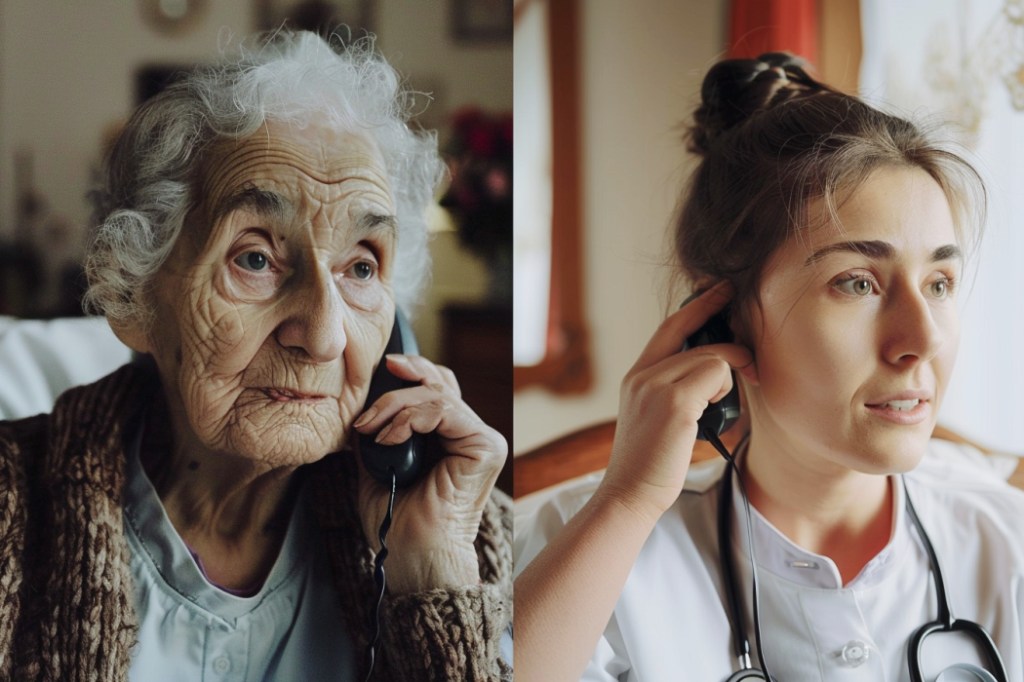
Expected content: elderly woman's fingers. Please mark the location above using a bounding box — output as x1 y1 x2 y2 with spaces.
353 356 506 594
356 384 505 472
354 381 455 434
374 396 503 449
384 354 462 397
353 354 464 434
372 398 446 444
356 383 497 449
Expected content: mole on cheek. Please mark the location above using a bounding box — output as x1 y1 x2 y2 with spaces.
188 461 200 471
175 348 183 365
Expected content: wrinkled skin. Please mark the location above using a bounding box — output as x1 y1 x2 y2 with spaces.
143 122 395 466
115 119 506 592
128 120 395 466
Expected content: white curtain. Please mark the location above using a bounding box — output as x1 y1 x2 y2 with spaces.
512 0 552 366
861 0 1024 452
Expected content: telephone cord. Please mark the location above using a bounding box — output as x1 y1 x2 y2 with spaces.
363 469 396 682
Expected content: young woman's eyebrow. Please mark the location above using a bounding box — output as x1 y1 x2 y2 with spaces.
931 243 962 262
804 240 962 266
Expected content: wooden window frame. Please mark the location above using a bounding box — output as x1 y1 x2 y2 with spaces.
513 0 592 394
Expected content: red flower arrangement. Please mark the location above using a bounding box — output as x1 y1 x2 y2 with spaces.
440 107 513 263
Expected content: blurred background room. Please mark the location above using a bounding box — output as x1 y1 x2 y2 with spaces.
0 0 513 490
513 0 1024 493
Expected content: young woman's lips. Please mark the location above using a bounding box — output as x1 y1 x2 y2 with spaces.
864 395 931 425
262 387 327 402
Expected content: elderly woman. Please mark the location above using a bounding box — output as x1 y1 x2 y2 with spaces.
0 32 511 681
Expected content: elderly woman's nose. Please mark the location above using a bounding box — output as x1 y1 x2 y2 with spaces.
274 266 347 361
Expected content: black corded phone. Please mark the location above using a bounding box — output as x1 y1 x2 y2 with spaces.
680 292 742 440
355 310 430 679
357 310 426 487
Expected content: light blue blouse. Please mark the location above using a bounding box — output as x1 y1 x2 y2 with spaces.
122 429 356 681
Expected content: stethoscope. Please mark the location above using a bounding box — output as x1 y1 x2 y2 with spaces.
711 433 1009 682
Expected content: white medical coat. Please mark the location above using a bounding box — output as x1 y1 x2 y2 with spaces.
514 440 1024 681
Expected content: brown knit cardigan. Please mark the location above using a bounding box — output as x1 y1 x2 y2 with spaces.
0 364 513 681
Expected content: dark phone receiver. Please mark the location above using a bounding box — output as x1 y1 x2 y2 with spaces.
680 292 742 441
358 310 426 488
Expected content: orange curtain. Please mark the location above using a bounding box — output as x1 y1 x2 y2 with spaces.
728 0 818 64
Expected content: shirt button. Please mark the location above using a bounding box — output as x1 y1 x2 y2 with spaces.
212 656 231 674
840 640 870 666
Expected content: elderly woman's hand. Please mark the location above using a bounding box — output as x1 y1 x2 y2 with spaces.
353 354 507 593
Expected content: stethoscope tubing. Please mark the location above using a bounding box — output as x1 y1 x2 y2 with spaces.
713 431 773 681
903 485 1008 682
715 446 1008 682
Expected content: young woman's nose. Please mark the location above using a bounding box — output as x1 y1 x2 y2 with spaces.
274 264 347 362
880 284 944 367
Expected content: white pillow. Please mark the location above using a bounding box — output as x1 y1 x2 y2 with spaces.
0 316 133 420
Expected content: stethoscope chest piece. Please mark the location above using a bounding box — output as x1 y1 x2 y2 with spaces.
908 620 1005 682
717 461 1008 682
933 663 999 681
904 491 1008 682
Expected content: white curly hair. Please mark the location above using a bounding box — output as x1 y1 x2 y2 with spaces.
85 30 443 327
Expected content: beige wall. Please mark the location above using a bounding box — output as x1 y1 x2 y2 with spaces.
0 0 254 244
513 0 728 453
0 0 510 353
819 0 862 92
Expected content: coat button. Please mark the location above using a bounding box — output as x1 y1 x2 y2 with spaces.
840 640 870 666
213 656 231 674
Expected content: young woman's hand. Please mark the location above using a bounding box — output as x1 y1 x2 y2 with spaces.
598 282 755 523
352 354 507 593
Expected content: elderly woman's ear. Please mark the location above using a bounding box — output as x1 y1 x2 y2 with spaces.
109 315 154 355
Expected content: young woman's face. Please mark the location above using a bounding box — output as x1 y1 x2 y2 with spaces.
744 165 963 475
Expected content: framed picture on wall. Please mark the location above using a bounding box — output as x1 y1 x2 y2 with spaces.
451 0 512 43
256 0 374 37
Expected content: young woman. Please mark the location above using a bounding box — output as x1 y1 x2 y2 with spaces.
514 53 1023 681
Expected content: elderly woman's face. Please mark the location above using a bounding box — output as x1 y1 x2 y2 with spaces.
138 120 397 467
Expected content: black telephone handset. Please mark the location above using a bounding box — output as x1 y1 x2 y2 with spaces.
358 310 426 488
680 293 742 441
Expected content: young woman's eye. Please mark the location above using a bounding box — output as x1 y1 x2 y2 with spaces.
348 260 377 281
929 277 955 299
833 275 876 297
233 251 271 272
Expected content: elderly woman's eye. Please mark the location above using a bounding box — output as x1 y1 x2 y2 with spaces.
234 251 270 272
349 260 377 281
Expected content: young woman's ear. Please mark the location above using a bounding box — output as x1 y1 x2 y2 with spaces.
728 304 760 387
737 358 759 387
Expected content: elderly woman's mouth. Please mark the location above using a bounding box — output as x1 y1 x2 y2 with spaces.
261 387 329 402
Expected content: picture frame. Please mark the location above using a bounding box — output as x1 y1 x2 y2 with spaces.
255 0 374 38
451 0 512 43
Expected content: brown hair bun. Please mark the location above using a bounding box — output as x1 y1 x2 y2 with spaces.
674 52 984 329
689 52 828 155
